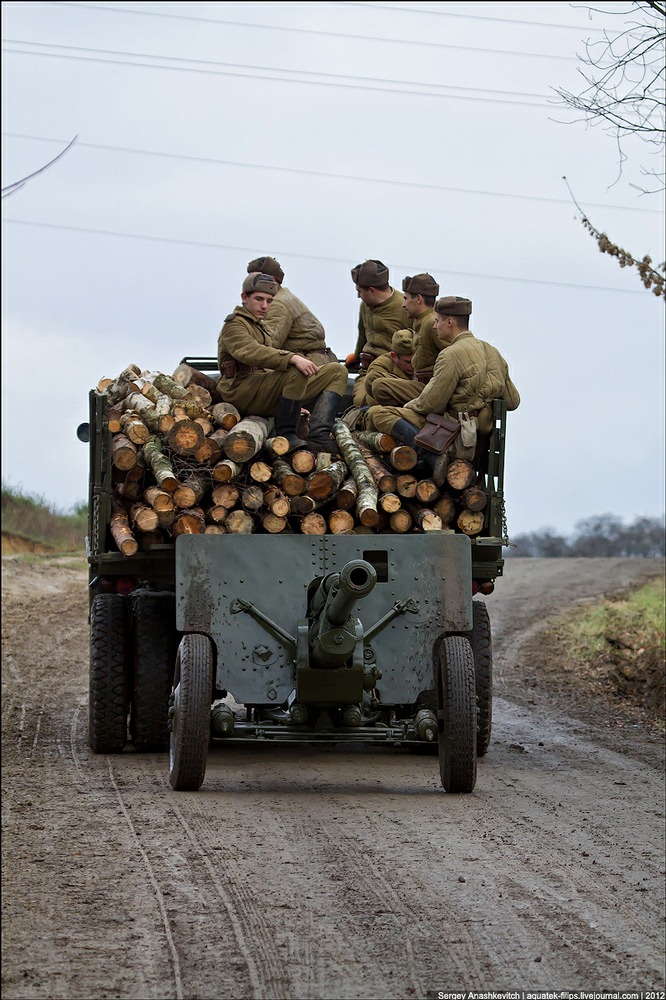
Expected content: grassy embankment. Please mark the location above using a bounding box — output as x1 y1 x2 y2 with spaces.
1 483 87 555
548 578 665 723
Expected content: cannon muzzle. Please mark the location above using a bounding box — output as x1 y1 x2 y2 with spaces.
309 559 377 668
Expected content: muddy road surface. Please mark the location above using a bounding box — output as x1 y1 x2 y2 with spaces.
2 556 665 1000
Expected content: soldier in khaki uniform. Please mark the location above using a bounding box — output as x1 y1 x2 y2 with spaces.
349 259 413 406
246 255 338 366
367 295 520 446
369 273 441 407
217 272 348 453
363 329 414 407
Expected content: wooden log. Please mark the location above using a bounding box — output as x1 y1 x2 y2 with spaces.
389 445 419 472
110 498 138 556
261 512 289 534
225 510 256 534
173 471 209 510
171 398 209 420
124 391 159 429
211 484 240 509
289 495 318 516
119 412 151 446
461 485 488 512
172 507 206 536
298 512 327 535
223 415 273 463
204 524 226 534
106 399 127 434
98 377 114 393
192 436 222 465
106 365 142 405
193 415 214 437
138 529 166 550
249 460 273 483
447 458 476 492
379 492 402 514
305 460 348 500
212 459 242 483
166 418 205 456
314 452 332 470
272 458 306 497
354 430 397 453
395 473 418 499
241 484 265 512
156 508 175 531
335 476 358 511
152 372 192 401
356 441 396 494
328 510 355 534
432 494 457 524
263 485 291 518
114 478 143 501
290 449 316 474
206 505 228 525
142 435 178 492
457 510 485 536
411 508 444 532
111 433 138 471
333 420 379 527
389 509 412 533
129 502 159 533
211 402 241 430
414 479 441 505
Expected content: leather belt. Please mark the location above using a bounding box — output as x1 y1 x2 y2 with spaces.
220 360 261 378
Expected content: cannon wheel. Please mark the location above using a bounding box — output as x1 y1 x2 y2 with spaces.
130 592 176 753
169 634 213 791
470 600 493 757
89 594 129 754
436 635 477 793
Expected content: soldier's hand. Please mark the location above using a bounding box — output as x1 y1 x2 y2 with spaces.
289 355 319 376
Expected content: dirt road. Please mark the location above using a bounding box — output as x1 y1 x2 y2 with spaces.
2 556 664 1000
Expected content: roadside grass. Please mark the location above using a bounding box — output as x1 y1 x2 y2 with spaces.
552 578 665 723
2 482 86 553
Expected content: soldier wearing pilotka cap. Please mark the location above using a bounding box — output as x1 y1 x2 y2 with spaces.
363 329 415 408
217 272 348 454
366 294 520 478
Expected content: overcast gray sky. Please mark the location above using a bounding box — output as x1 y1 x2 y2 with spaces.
2 0 664 537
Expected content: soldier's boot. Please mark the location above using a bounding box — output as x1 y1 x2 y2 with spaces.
273 397 308 453
306 391 343 453
392 419 448 487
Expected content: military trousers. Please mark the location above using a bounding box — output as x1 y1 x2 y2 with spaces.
219 362 348 417
366 405 425 436
369 375 425 407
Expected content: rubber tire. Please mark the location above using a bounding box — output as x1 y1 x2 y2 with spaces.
130 592 177 753
470 600 493 757
436 635 477 793
169 634 213 791
89 594 129 753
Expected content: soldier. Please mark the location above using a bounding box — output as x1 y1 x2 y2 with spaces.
246 255 338 366
369 273 441 407
217 272 348 453
363 329 415 407
348 259 413 406
367 295 520 462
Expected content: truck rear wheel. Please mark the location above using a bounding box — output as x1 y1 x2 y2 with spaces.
169 634 213 791
436 635 477 793
89 594 129 753
470 600 493 757
130 592 176 752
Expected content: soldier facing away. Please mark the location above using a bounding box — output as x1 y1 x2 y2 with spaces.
246 255 339 366
217 272 348 454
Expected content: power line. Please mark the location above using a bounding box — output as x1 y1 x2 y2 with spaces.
42 1 580 62
1 40 556 107
2 216 648 296
332 1 614 32
3 131 660 216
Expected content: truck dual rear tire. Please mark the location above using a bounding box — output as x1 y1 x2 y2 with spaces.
169 634 214 791
130 592 176 752
436 634 477 793
470 600 493 757
89 594 129 753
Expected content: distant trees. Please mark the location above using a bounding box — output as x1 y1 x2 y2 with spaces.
508 514 665 557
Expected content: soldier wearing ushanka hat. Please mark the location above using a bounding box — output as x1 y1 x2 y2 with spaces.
246 255 338 366
366 294 520 465
217 272 348 454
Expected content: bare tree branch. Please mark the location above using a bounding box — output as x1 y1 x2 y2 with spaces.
1 136 79 199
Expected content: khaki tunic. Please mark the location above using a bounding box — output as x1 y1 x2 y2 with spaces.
217 306 347 415
410 308 440 377
264 286 338 366
353 289 412 360
363 353 412 407
368 330 520 436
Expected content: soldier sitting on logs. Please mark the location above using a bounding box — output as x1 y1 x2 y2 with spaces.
217 272 348 454
366 295 520 482
363 329 415 407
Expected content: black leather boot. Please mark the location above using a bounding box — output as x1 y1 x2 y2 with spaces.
306 391 343 453
391 418 419 447
273 397 308 453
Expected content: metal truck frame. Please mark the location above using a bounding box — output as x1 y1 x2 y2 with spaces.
83 358 508 794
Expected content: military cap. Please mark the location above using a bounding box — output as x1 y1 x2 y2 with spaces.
246 255 284 285
402 273 439 297
351 259 389 288
242 272 279 296
391 329 414 356
435 295 472 316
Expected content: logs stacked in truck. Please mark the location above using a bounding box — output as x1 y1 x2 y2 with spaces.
102 365 490 555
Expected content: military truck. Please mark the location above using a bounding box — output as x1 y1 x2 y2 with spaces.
81 358 508 793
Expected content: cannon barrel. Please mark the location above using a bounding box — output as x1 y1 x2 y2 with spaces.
309 559 377 669
324 559 377 626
